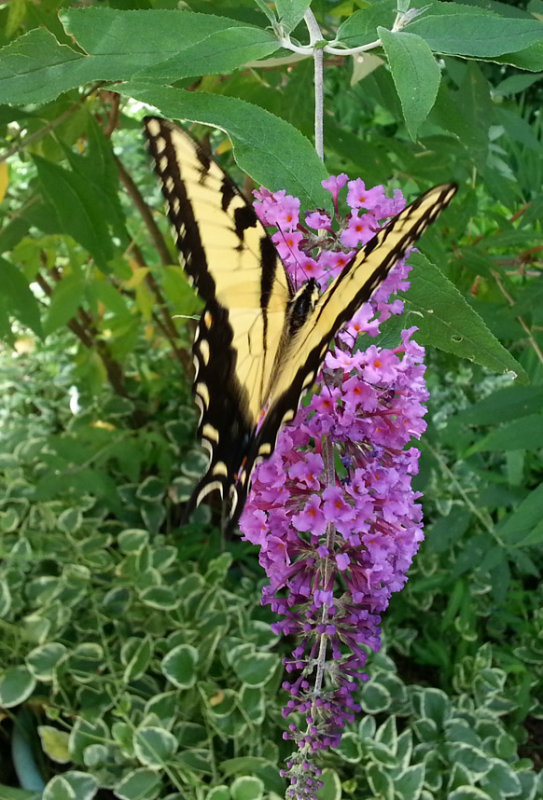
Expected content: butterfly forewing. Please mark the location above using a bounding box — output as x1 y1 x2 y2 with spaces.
144 117 292 511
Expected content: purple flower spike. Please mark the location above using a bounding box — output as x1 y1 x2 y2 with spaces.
242 175 427 799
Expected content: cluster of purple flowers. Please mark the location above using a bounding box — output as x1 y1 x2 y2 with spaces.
240 174 429 796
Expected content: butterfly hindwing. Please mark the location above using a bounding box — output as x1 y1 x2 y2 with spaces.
145 116 457 528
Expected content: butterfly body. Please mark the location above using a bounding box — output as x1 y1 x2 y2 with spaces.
144 116 457 529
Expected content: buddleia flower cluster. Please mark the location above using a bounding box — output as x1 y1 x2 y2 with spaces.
239 174 429 798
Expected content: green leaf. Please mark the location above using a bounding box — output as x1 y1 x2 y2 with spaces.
230 776 264 800
126 85 330 210
64 115 128 247
0 28 88 105
494 106 542 151
0 9 281 106
111 768 162 800
68 643 105 682
453 385 543 426
448 789 493 800
495 484 543 546
336 731 362 763
0 257 42 336
378 29 441 139
407 6 543 57
172 748 213 774
431 76 489 167
394 764 425 799
0 665 36 707
42 777 75 800
205 788 230 800
375 716 397 749
42 274 85 337
239 686 266 726
26 642 67 680
494 71 543 96
136 476 164 501
161 644 198 689
139 585 180 610
275 0 312 31
134 727 178 768
57 508 83 534
38 727 71 764
123 637 153 683
317 769 342 800
468 415 543 454
361 681 392 713
231 651 279 687
63 7 253 71
337 1 397 46
419 688 449 727
0 580 11 617
136 27 279 81
405 254 528 382
496 41 543 72
118 529 149 553
35 156 113 269
0 785 41 800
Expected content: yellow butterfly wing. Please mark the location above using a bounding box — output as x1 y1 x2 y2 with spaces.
144 117 292 514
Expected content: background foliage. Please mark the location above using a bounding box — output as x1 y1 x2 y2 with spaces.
0 1 542 798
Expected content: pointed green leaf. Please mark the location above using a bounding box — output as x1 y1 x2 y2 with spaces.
0 257 42 336
379 29 441 138
338 2 397 46
407 6 543 57
469 415 543 454
35 156 113 269
43 274 85 336
405 253 527 382
275 0 312 32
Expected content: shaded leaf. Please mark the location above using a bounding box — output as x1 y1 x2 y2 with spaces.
468 414 543 454
0 257 42 336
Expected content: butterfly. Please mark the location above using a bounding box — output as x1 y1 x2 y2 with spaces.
144 116 456 529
